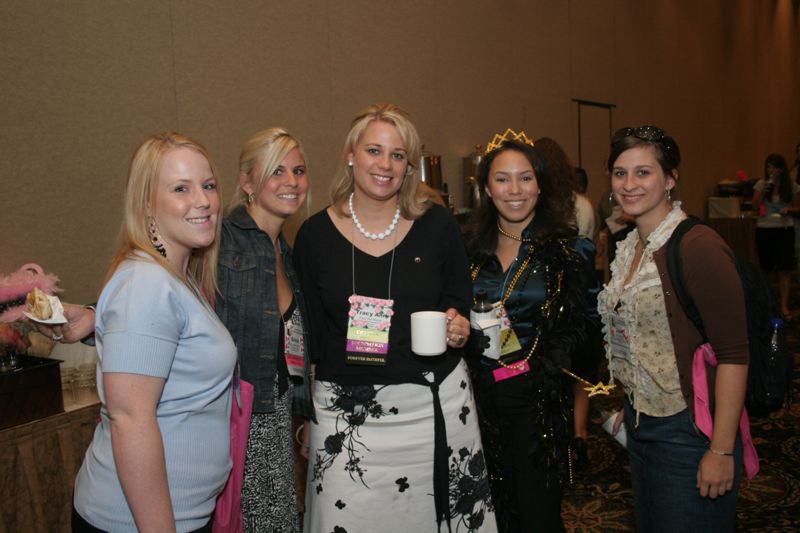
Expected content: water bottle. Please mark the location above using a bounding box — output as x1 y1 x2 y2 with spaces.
470 289 494 328
769 318 784 361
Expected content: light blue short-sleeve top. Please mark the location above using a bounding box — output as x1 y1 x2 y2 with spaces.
74 254 237 532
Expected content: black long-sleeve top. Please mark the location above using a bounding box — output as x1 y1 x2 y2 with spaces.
293 204 471 386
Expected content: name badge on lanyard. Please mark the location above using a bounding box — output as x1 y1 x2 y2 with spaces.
493 302 523 356
284 307 306 378
345 294 394 366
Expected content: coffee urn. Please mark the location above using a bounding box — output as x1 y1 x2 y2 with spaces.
419 145 443 191
462 144 483 210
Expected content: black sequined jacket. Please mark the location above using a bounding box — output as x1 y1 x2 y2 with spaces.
466 219 600 526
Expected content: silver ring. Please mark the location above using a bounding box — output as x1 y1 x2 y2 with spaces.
52 334 64 341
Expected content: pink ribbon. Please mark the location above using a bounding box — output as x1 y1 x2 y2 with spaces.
692 343 759 479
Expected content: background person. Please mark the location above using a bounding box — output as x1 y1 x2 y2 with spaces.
752 153 800 318
573 166 597 242
533 137 602 475
787 143 800 276
596 185 637 268
294 104 497 532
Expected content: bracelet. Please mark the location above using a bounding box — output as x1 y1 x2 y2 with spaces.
295 425 309 448
708 447 734 457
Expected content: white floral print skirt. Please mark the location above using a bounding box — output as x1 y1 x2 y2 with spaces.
303 359 497 533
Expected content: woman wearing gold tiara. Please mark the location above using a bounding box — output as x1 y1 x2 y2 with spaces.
464 131 600 532
294 104 497 532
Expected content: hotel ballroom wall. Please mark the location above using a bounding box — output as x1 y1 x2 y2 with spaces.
1 0 799 302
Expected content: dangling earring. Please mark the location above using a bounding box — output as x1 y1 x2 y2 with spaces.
609 192 615 205
348 160 354 167
666 189 672 202
147 216 167 258
247 192 254 204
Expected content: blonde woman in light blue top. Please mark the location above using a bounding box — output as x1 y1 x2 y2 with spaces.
72 132 236 533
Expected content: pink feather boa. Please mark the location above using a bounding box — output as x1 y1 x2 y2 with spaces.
0 263 61 322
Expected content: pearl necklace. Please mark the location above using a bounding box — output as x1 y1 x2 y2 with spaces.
348 192 401 240
497 222 531 243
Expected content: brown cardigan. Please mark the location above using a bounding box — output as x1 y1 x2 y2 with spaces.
653 224 749 417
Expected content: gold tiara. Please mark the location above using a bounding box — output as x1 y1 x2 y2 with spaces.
485 128 535 154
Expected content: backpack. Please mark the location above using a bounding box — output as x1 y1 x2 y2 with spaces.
667 216 793 415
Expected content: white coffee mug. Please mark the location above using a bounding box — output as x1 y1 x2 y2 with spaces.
410 311 447 356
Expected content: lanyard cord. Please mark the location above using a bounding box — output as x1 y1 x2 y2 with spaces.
470 243 535 306
494 268 563 370
470 242 567 370
351 216 399 299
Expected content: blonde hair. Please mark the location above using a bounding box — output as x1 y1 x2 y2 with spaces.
105 131 222 302
229 127 307 212
330 103 430 219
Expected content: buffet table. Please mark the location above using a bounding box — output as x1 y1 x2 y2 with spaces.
706 216 758 264
0 398 99 532
0 341 99 532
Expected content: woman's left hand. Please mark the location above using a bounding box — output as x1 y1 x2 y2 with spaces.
445 308 469 348
697 451 735 498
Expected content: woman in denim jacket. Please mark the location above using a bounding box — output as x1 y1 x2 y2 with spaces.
216 128 315 532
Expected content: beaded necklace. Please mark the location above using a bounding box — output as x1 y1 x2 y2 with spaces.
470 242 564 369
348 192 401 240
496 222 532 243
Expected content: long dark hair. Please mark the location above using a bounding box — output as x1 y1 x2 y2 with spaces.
765 153 792 203
535 137 577 192
466 140 575 260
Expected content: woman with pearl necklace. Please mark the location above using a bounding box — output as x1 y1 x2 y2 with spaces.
294 104 498 532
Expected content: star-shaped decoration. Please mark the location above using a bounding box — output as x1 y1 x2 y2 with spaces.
584 381 616 397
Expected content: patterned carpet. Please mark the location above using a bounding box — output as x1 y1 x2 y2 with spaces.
563 295 800 532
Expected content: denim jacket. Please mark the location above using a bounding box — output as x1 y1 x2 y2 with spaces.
216 205 315 419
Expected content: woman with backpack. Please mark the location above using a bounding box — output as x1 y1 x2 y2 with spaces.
598 126 752 532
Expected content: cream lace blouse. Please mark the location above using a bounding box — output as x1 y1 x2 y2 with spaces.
598 203 688 419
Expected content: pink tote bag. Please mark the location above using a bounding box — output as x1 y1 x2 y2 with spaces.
213 376 254 533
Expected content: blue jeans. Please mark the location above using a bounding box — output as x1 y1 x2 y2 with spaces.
624 399 743 532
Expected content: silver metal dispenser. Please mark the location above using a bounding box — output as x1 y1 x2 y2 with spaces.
462 144 483 210
419 145 443 191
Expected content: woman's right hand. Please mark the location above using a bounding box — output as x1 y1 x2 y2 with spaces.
27 303 95 343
